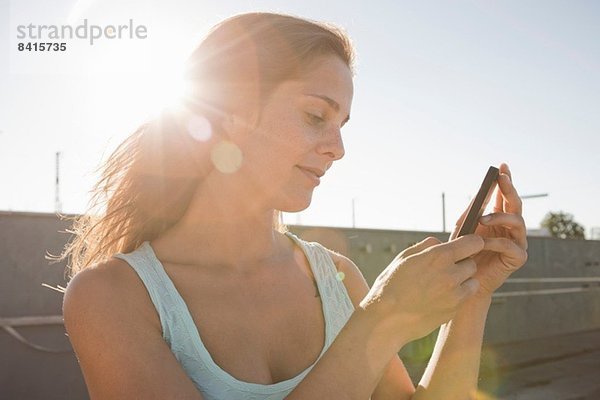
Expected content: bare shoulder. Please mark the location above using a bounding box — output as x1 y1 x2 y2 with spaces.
62 257 163 364
321 246 370 307
63 258 127 318
64 257 132 296
62 258 203 399
63 257 159 331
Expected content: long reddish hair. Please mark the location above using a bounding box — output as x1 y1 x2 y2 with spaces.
56 12 355 279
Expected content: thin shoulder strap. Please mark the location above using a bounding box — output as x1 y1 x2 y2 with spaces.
310 240 356 326
113 242 178 342
285 232 355 335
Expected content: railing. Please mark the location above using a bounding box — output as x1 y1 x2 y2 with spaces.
0 315 64 326
492 277 600 301
0 315 71 353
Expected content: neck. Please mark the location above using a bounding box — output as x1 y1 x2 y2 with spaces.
150 170 288 272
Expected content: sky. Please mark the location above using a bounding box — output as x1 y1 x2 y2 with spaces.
1 0 599 238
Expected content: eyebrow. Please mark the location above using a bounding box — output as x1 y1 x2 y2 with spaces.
304 93 350 125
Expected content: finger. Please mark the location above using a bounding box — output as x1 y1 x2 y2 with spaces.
479 212 525 229
450 257 477 285
459 277 480 300
479 212 527 249
503 162 513 181
396 236 441 261
483 237 529 269
499 173 523 214
494 163 510 213
496 168 523 216
424 234 484 266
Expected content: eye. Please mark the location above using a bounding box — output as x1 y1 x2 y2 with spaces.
305 112 325 126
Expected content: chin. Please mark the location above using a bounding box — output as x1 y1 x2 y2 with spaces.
277 193 313 213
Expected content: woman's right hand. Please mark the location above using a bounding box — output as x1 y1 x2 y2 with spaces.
360 234 484 347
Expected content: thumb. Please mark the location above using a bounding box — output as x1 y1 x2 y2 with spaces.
396 236 442 261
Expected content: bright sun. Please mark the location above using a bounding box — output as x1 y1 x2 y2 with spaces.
68 0 198 120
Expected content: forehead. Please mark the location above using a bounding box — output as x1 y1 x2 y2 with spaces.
272 56 354 110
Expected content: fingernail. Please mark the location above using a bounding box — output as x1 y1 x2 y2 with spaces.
480 215 491 223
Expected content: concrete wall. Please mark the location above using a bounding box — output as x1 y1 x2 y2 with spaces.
2 212 599 398
0 211 86 400
485 236 600 343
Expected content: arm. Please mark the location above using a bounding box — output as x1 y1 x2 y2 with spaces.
328 250 417 400
412 296 491 400
414 163 528 400
63 259 205 400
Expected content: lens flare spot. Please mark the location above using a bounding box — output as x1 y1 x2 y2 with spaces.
187 114 213 142
479 347 504 396
211 140 243 174
336 271 346 281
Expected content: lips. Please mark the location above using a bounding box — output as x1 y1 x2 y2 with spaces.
297 166 325 178
297 166 322 185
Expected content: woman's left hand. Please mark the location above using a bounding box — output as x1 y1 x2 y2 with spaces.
450 163 529 299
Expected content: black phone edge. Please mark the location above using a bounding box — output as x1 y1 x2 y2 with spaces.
456 166 500 238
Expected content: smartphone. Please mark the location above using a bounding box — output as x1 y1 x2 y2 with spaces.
455 166 500 238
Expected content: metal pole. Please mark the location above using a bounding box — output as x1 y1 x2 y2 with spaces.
55 152 61 213
521 193 549 199
352 197 356 228
442 192 446 233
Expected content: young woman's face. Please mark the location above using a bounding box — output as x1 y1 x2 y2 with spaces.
236 54 354 212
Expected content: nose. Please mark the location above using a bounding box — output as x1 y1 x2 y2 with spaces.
317 127 345 161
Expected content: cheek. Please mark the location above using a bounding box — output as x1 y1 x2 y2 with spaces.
263 114 315 155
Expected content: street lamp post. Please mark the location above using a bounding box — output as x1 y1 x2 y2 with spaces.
521 193 549 200
352 197 356 228
442 192 446 233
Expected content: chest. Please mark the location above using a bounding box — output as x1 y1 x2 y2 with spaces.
164 256 326 385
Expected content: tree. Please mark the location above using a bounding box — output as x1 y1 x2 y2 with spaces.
540 211 585 239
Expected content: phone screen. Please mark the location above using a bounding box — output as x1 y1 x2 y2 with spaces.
455 166 499 238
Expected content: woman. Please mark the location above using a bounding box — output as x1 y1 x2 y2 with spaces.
61 12 528 400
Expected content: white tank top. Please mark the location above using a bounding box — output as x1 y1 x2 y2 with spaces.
113 231 356 400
